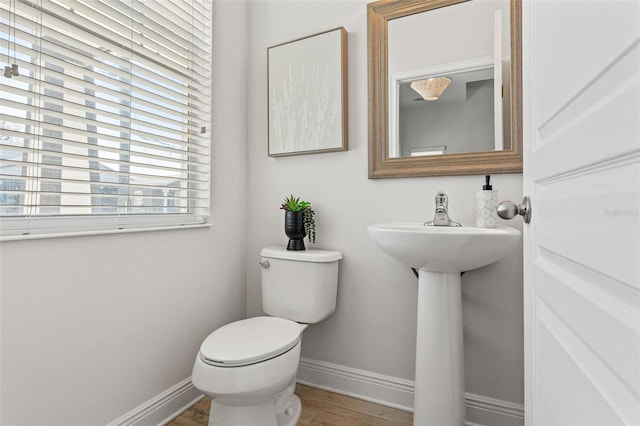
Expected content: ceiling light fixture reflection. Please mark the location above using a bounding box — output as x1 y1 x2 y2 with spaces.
410 77 452 101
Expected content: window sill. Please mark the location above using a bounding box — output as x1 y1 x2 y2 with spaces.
0 223 212 242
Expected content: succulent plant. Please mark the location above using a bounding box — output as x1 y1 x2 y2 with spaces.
280 194 316 243
280 195 309 212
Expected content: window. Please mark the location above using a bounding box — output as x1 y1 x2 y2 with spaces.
0 0 212 238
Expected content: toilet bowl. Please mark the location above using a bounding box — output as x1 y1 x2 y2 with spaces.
192 317 305 425
191 247 342 426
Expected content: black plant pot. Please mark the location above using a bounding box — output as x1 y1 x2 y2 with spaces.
284 210 306 251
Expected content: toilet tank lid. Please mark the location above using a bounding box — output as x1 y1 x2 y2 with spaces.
261 246 343 262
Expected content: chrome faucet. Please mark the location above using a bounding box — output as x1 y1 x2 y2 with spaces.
424 191 461 227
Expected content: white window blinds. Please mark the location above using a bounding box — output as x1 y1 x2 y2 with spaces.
0 0 212 238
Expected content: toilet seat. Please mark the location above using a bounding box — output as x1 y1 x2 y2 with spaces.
199 316 301 367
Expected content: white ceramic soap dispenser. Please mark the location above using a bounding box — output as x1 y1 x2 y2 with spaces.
476 175 498 228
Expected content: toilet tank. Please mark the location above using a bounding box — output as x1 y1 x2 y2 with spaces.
260 246 342 324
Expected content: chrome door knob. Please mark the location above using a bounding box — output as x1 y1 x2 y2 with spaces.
497 196 531 224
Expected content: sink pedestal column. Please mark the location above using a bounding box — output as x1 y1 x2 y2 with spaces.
414 270 465 425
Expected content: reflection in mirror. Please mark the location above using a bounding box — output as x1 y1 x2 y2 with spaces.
368 0 522 178
392 64 505 157
389 0 509 159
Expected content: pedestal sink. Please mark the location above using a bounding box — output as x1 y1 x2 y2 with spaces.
367 223 521 425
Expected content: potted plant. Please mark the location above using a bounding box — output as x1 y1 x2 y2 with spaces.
280 194 316 251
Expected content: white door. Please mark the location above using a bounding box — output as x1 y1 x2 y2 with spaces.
522 1 640 425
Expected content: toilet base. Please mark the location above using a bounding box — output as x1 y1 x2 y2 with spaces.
209 399 276 426
276 394 301 426
208 392 302 426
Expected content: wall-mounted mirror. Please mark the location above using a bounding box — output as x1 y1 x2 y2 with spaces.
368 0 522 178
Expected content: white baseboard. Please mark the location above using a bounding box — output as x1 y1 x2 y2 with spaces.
465 392 525 426
297 357 415 411
107 377 203 426
297 357 524 426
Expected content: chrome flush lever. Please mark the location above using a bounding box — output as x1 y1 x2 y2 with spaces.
497 196 532 224
259 260 270 268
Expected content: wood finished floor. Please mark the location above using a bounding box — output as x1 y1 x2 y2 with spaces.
167 384 413 426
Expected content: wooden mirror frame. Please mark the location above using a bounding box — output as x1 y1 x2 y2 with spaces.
368 0 522 178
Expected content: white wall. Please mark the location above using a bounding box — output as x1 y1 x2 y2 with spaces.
245 0 523 410
0 2 249 425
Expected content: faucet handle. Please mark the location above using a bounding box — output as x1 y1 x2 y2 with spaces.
435 191 448 206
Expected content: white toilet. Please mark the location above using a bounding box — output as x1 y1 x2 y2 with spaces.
191 246 342 426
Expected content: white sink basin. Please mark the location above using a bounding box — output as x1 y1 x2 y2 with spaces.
368 222 521 273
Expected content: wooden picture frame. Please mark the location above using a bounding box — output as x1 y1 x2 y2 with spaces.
268 27 348 156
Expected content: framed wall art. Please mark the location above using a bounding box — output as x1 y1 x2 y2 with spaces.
268 27 348 156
